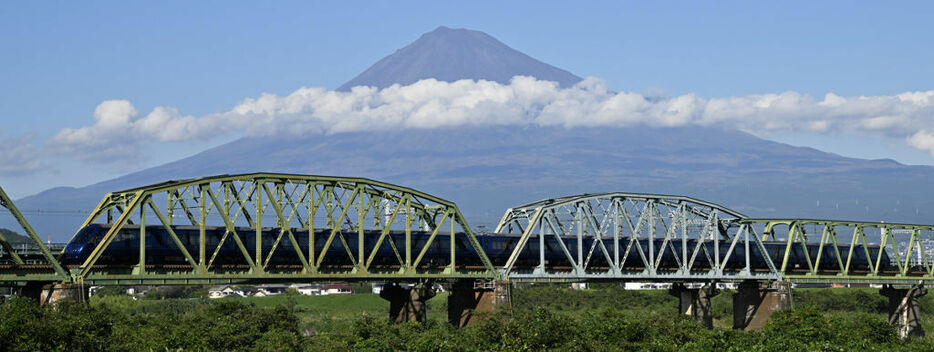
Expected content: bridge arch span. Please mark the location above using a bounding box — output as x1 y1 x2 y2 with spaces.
66 172 498 284
493 192 778 281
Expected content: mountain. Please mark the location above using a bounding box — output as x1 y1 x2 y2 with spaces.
9 27 934 240
338 26 582 90
0 228 29 244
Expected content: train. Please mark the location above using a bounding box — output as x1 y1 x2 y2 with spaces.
61 224 894 272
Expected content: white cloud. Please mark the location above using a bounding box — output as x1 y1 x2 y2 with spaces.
51 100 206 162
50 77 934 163
0 134 44 176
908 130 934 157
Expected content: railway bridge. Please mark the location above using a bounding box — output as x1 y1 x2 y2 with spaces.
2 173 933 336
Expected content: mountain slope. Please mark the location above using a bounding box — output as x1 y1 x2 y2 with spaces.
14 125 934 239
10 26 934 240
338 26 582 90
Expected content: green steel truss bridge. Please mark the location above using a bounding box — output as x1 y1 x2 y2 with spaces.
2 173 934 287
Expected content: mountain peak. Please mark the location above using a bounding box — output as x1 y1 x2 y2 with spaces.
338 26 583 91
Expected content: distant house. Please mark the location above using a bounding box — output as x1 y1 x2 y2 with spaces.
623 282 671 290
209 285 239 298
127 285 153 296
290 284 322 296
256 284 287 297
371 282 385 294
321 283 353 295
236 286 258 297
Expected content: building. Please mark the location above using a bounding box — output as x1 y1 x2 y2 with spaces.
321 283 353 295
255 284 287 297
371 282 385 294
208 286 239 298
289 283 321 296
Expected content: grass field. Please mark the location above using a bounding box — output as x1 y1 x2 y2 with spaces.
224 292 451 332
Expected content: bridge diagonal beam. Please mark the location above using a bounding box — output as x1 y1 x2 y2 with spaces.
619 203 650 273
170 189 200 226
146 198 200 273
78 191 145 277
204 187 257 270
365 194 408 270
544 211 581 271
0 186 69 277
580 203 619 275
261 183 311 271
223 181 256 227
316 186 361 268
411 210 450 270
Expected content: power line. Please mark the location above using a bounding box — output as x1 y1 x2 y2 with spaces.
0 208 91 215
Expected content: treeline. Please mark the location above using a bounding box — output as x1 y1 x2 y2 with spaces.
1 285 934 351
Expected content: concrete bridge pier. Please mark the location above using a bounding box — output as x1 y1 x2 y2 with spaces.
880 284 927 339
669 283 720 328
447 279 512 327
18 283 87 306
733 281 792 331
40 283 88 306
378 282 436 323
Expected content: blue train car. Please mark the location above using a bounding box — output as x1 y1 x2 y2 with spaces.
61 224 893 272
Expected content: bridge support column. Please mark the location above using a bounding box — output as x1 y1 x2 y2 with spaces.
669 283 719 328
39 283 88 306
448 280 512 327
880 284 927 339
379 282 435 323
18 283 87 306
732 281 792 331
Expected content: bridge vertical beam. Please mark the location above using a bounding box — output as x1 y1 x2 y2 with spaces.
199 185 206 268
135 205 146 274
448 279 512 327
255 182 263 273
537 219 545 273
732 281 792 331
167 192 174 226
308 183 317 272
669 283 719 329
358 189 365 272
405 197 412 270
880 284 927 339
576 204 583 272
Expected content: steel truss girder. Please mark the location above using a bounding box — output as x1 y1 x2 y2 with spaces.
60 173 499 284
495 193 781 281
747 218 934 284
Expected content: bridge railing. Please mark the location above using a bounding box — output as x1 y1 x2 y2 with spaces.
60 173 499 285
493 193 782 282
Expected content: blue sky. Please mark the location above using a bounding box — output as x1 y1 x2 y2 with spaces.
2 1 934 197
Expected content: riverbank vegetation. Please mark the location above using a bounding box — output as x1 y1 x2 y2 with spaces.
1 285 933 351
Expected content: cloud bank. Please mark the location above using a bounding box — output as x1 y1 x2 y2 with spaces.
51 76 934 162
0 134 44 176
